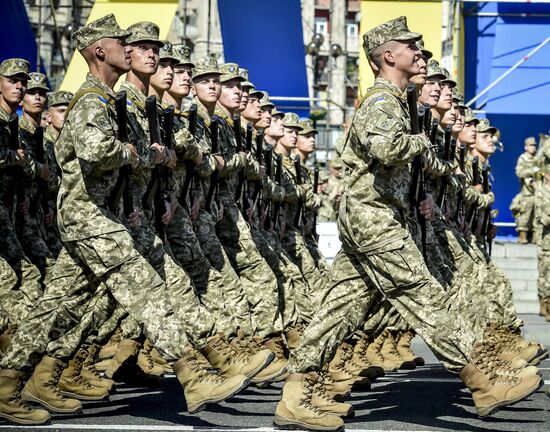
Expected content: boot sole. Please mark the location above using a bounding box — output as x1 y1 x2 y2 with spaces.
251 366 288 384
0 412 51 425
187 377 250 414
59 390 109 401
527 350 549 366
21 390 82 414
477 378 544 417
273 415 344 431
245 352 276 379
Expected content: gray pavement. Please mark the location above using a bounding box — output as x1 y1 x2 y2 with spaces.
1 314 549 432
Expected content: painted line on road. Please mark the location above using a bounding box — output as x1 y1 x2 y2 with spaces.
0 425 438 432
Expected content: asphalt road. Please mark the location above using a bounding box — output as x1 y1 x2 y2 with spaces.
1 314 549 432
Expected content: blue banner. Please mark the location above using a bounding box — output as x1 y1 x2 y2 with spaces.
217 0 309 116
0 0 38 69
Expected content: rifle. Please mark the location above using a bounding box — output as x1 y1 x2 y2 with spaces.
480 165 493 254
312 166 319 238
435 125 453 209
251 129 264 207
263 144 273 231
293 154 304 228
454 143 467 223
271 154 283 228
6 114 25 211
179 103 197 210
406 83 427 258
157 104 174 238
205 115 220 213
423 104 432 137
109 90 133 216
240 122 254 219
234 113 245 203
31 126 49 216
466 156 480 229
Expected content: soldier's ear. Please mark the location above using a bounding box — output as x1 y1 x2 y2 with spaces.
94 44 106 62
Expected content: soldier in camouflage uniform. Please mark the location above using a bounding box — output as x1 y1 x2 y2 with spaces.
511 136 538 244
316 170 335 222
535 164 550 319
0 15 251 426
0 58 44 327
273 17 542 431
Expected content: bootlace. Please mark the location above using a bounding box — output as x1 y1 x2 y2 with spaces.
490 374 520 385
313 382 336 404
10 380 34 411
142 346 155 368
85 363 104 380
197 368 228 384
72 374 93 389
298 375 325 415
267 337 286 359
48 363 67 399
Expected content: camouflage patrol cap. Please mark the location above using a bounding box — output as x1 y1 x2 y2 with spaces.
259 93 275 110
426 59 446 80
329 159 343 169
238 68 254 88
452 88 467 108
159 41 180 63
125 21 163 47
416 39 433 60
192 56 221 80
220 63 244 83
524 136 537 146
282 112 302 130
72 13 130 51
271 108 285 119
441 67 457 88
476 118 497 134
298 119 318 135
362 16 422 55
27 72 49 91
48 90 74 106
174 45 194 67
463 108 479 124
249 89 266 100
0 58 30 80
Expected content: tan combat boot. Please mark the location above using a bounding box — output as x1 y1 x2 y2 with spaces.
81 344 115 391
311 380 354 418
0 325 16 354
285 322 305 350
0 369 50 425
335 341 380 381
318 371 351 402
173 347 249 414
98 327 122 360
396 330 425 366
365 331 398 372
379 330 416 370
137 340 165 377
517 231 528 244
252 336 288 384
150 345 172 374
274 373 344 431
58 348 110 401
204 333 273 379
103 339 139 380
351 335 385 379
460 362 542 417
21 356 82 413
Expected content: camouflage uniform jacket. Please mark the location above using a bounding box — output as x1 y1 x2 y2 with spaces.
463 155 494 215
515 152 536 196
19 116 45 214
280 154 312 229
44 125 62 207
55 72 134 241
535 181 550 251
338 77 430 255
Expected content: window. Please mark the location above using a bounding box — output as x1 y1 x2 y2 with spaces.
346 22 359 52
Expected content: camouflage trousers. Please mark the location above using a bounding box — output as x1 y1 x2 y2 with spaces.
288 235 486 374
217 202 282 339
281 227 326 313
167 204 251 338
537 247 550 300
514 194 536 232
304 234 330 277
0 230 190 372
0 205 43 323
0 256 18 331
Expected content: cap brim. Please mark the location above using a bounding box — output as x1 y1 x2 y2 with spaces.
479 127 497 134
160 54 181 63
110 30 132 39
175 60 195 67
283 124 303 130
394 31 423 42
299 128 318 135
192 70 222 80
220 73 245 83
127 37 164 47
3 71 31 80
426 72 446 80
421 49 433 59
28 84 50 91
442 78 457 88
272 111 285 118
249 90 265 99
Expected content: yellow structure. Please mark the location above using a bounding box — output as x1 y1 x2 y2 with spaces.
358 0 443 98
60 0 179 92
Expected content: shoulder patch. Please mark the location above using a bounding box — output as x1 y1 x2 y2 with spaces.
98 96 108 105
374 114 397 132
373 96 385 104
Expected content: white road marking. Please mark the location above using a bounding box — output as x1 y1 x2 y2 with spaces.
0 426 437 432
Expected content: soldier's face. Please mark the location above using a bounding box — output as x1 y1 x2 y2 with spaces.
409 55 428 85
392 40 422 77
150 60 174 91
256 107 272 129
437 83 453 110
239 87 251 111
49 104 68 131
192 74 221 103
0 75 27 105
441 102 457 128
419 78 441 107
219 78 242 110
129 42 159 75
525 142 537 155
242 96 261 121
267 115 284 139
452 105 464 134
170 65 192 97
280 127 298 149
297 133 316 154
22 88 47 115
475 132 494 155
458 122 476 145
102 37 132 73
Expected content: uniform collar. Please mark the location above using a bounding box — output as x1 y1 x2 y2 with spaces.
373 77 408 102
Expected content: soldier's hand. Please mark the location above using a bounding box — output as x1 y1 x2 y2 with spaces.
170 197 178 221
193 152 203 166
259 164 266 178
214 155 225 171
245 199 254 220
488 223 497 240
474 184 483 193
126 144 138 163
127 210 140 228
15 149 27 166
44 208 55 226
150 143 166 165
419 194 435 220
18 195 30 214
165 149 177 169
39 163 49 181
454 166 464 176
190 198 200 221
162 199 172 225
217 202 225 222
